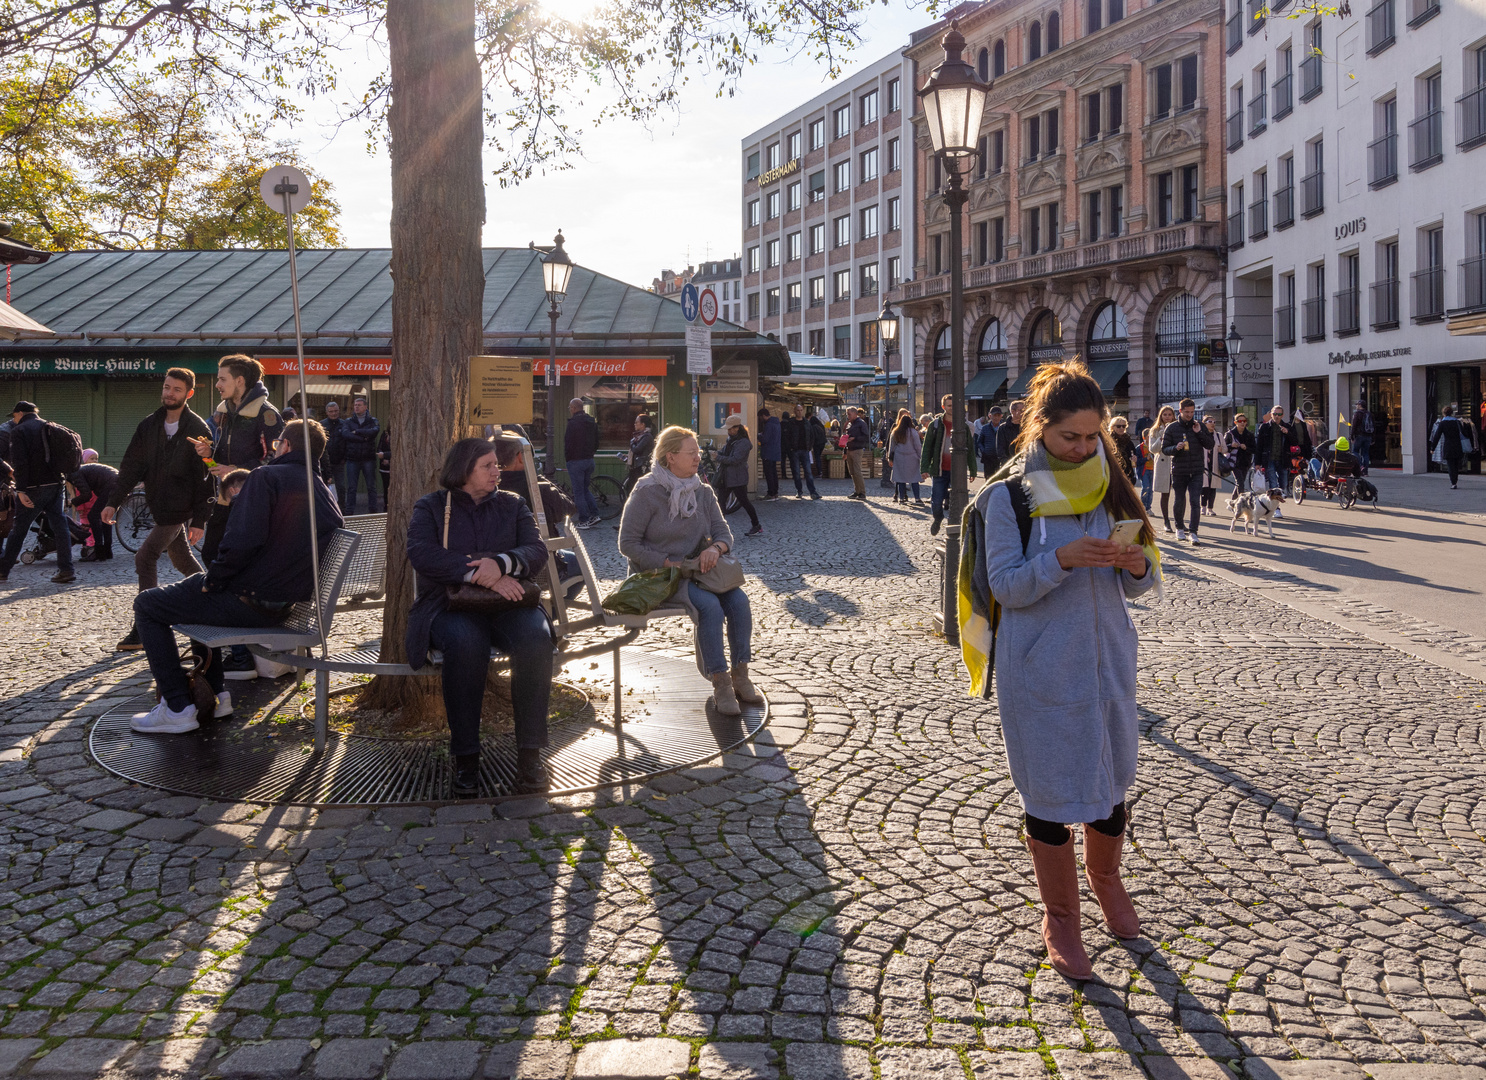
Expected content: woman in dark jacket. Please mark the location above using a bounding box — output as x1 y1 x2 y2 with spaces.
405 439 552 797
624 414 655 496
807 412 828 477
716 414 762 536
1108 417 1138 485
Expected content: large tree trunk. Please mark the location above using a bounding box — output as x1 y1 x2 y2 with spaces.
367 0 485 708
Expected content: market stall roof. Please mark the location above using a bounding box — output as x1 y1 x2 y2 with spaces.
860 373 907 387
0 300 52 342
778 352 876 384
1 248 790 376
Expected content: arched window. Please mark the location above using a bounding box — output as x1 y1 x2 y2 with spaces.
1087 301 1130 360
1153 291 1208 399
934 326 952 369
993 40 1006 76
1030 311 1063 349
1029 21 1042 61
1047 12 1061 50
978 318 1007 364
977 47 989 82
1087 0 1102 33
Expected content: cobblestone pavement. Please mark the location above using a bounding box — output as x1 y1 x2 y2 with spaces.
0 479 1484 1079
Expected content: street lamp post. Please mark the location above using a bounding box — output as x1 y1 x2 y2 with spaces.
1226 321 1244 414
877 298 901 490
530 231 573 477
919 20 990 646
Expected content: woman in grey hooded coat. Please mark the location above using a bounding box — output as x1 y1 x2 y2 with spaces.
983 360 1159 980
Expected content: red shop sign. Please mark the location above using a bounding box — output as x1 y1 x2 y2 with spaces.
531 356 669 378
259 357 392 377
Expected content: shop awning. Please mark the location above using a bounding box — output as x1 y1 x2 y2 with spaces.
0 300 52 342
1005 364 1038 397
783 353 877 384
861 372 907 387
965 367 1007 399
587 379 658 401
1089 360 1129 394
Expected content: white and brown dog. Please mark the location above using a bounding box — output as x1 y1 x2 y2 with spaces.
1226 490 1278 537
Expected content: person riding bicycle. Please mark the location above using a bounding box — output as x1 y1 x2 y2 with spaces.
1322 437 1362 484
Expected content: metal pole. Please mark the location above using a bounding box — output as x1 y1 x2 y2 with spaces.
279 180 328 663
942 160 970 647
545 303 559 478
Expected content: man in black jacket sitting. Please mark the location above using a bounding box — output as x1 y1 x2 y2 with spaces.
103 368 216 650
1162 397 1215 544
129 420 342 735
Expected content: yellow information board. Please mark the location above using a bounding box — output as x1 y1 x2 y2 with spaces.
468 355 534 425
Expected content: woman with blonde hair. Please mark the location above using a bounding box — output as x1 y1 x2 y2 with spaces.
979 360 1160 979
1144 404 1177 533
618 426 759 715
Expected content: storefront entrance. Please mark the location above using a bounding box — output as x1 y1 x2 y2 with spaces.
1358 371 1402 469
1426 364 1483 475
1289 378 1329 439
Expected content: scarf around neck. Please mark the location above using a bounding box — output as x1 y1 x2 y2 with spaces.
637 463 702 520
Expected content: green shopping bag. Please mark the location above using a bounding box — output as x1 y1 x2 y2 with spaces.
602 567 681 615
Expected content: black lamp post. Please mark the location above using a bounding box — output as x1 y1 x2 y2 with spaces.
531 231 573 477
1226 321 1244 408
919 19 990 645
878 297 900 422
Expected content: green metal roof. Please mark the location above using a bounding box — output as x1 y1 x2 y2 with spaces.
779 352 877 383
1 249 790 376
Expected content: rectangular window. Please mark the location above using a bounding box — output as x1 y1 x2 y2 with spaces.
888 256 902 287
809 328 825 355
833 269 850 301
1373 239 1400 328
990 130 1004 172
810 118 825 150
767 190 780 219
976 135 988 179
787 282 802 313
1026 116 1041 160
992 217 1005 261
1027 208 1042 253
977 220 989 264
859 262 879 297
788 131 801 160
1157 172 1174 226
1337 251 1361 334
1107 84 1123 132
1086 190 1103 241
787 232 801 261
1181 165 1199 221
860 89 878 126
809 170 825 203
766 287 780 317
933 234 943 275
1155 63 1173 117
810 223 825 254
834 105 851 140
860 204 879 239
860 320 879 357
766 239 780 268
767 142 780 169
787 181 801 211
1085 91 1102 142
809 276 825 307
888 196 901 232
834 161 851 193
747 151 760 179
860 147 878 182
888 78 901 113
747 246 760 273
748 200 759 227
787 332 802 352
1089 0 1103 33
1046 202 1060 249
834 216 850 247
1046 109 1060 155
747 292 760 319
1304 262 1326 340
888 137 901 172
1108 186 1124 236
1414 224 1445 320
833 325 851 359
1179 56 1198 110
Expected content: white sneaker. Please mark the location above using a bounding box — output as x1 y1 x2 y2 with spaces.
129 700 200 735
1188 534 1200 546
214 691 233 719
1176 528 1188 541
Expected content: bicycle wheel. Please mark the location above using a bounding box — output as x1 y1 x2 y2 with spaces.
1292 476 1306 504
115 491 155 554
588 475 625 520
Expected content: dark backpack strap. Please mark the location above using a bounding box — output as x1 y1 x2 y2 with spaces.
1003 478 1033 553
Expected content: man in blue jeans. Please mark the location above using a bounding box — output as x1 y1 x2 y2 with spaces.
0 402 77 584
340 396 381 513
564 398 600 528
784 404 820 499
1161 397 1213 544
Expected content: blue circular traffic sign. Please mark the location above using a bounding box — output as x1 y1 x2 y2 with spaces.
680 283 700 323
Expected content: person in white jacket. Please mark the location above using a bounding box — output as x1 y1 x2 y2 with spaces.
1144 405 1176 533
1200 414 1230 515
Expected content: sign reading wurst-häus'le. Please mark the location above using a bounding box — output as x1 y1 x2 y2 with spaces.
468 355 534 425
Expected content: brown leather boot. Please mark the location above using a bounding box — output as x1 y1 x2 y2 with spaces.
730 663 763 704
1083 824 1140 939
1027 836 1094 979
710 672 741 716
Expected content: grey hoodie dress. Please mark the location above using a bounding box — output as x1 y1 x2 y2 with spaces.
983 482 1155 823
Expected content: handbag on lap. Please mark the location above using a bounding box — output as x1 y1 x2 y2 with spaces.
442 492 541 615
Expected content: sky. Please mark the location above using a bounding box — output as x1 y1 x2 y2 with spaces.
289 1 933 290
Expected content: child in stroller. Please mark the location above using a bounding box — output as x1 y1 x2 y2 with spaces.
17 512 89 565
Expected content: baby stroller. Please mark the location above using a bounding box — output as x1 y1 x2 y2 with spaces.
18 512 90 565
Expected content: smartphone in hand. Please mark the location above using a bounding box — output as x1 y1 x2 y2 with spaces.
1108 518 1144 547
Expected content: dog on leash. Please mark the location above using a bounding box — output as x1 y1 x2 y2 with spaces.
1226 490 1278 537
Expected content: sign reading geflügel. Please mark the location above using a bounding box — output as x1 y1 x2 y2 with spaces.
468 355 534 424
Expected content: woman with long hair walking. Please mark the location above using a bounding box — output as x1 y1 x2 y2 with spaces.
887 409 925 506
1145 404 1176 533
977 361 1160 979
716 414 762 537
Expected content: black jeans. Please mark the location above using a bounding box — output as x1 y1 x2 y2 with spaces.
134 574 286 711
0 485 73 573
429 606 552 758
762 460 779 497
726 485 760 529
85 501 112 558
1171 471 1203 533
1446 455 1462 485
1026 802 1126 846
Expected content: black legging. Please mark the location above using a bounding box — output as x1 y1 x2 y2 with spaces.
1446 455 1462 485
1159 492 1171 528
1026 802 1127 846
726 485 760 529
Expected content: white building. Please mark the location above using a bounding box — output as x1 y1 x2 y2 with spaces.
1227 0 1486 473
691 258 745 325
740 48 918 383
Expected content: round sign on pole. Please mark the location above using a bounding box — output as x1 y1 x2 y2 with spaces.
699 287 718 326
679 282 700 323
258 165 313 215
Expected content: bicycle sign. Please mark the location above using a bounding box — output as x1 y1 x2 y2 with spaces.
679 283 700 323
699 287 718 326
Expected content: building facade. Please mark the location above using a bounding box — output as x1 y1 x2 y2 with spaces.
740 50 916 384
1228 0 1486 473
691 258 745 325
650 266 694 300
899 0 1234 421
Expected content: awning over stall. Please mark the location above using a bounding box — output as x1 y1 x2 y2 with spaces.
1006 359 1127 398
965 367 1008 399
781 353 876 384
0 300 51 342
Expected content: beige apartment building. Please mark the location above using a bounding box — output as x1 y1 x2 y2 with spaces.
899 0 1229 418
741 50 914 373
